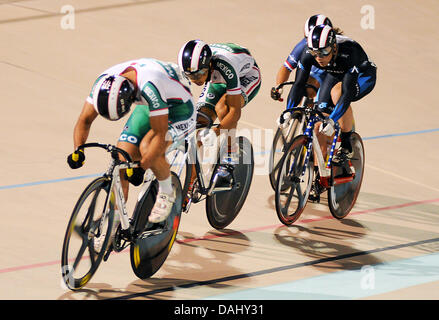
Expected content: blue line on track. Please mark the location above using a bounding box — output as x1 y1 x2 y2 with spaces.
1 128 438 191
362 127 439 140
0 173 102 190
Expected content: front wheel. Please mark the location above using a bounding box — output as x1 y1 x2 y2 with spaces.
274 135 313 225
61 177 114 290
328 132 365 219
206 136 254 229
269 116 304 191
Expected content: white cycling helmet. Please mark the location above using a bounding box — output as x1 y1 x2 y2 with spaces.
92 74 136 121
304 14 333 38
178 39 212 75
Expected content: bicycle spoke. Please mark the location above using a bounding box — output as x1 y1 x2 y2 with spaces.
81 191 99 231
273 159 283 173
71 228 89 271
283 181 297 211
87 242 99 265
295 180 304 207
280 132 287 145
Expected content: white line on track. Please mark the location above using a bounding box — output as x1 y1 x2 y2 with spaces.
366 163 439 193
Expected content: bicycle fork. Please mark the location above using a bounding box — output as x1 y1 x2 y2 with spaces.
113 172 131 231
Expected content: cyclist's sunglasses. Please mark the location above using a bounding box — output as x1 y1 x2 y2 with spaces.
184 68 208 80
308 46 333 58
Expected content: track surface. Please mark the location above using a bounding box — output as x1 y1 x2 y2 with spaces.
1 0 439 300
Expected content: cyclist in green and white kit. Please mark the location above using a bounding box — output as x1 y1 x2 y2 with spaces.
178 40 261 188
67 58 195 249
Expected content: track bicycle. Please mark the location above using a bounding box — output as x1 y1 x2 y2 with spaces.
274 108 365 225
268 81 316 191
61 142 185 290
182 111 255 229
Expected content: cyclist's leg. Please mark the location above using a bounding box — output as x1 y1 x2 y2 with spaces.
146 101 196 221
117 105 150 199
165 101 197 206
191 82 225 180
351 67 377 104
315 74 339 161
197 82 229 161
138 108 195 183
328 82 354 154
139 131 173 181
138 128 175 223
333 66 376 154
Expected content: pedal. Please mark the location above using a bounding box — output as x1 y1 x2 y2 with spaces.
309 178 325 203
308 193 321 203
112 227 131 252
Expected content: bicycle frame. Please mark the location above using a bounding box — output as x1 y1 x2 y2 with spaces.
193 130 237 196
105 161 138 231
135 136 190 209
77 142 185 237
179 119 240 213
300 113 341 189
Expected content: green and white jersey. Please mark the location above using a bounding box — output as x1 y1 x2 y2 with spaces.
87 58 193 118
209 43 256 95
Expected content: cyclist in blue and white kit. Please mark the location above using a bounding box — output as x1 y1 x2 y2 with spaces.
271 14 334 106
289 24 377 164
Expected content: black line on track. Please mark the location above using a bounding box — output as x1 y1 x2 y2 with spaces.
108 236 439 300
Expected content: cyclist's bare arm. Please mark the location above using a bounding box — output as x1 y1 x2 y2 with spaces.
214 94 243 135
73 101 98 149
276 65 292 86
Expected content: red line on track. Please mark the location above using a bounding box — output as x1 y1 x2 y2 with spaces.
1 198 438 274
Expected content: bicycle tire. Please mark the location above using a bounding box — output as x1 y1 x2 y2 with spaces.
269 116 303 191
61 176 114 290
129 172 183 279
328 132 365 219
274 135 314 225
205 136 254 229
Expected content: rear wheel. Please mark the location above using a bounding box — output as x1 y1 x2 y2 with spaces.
129 172 183 279
61 177 113 290
206 136 254 229
328 132 365 219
